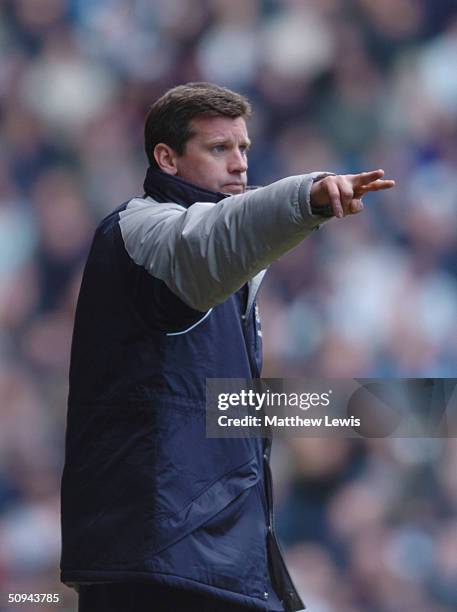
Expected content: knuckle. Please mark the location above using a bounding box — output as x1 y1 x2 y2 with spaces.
322 176 334 188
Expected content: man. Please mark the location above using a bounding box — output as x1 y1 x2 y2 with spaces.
61 82 394 611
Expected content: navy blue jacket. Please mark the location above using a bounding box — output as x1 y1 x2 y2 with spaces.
61 168 326 611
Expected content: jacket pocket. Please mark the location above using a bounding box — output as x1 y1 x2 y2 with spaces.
148 452 261 555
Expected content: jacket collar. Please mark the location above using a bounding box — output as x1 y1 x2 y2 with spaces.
143 167 229 209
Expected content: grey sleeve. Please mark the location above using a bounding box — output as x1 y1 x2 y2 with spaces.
119 172 331 312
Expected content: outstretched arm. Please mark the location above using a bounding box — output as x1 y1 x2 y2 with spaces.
120 170 395 312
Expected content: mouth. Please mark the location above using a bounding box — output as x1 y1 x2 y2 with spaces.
222 183 245 194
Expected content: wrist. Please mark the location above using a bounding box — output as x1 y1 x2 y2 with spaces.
309 173 335 217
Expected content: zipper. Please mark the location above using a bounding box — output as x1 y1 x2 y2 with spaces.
244 270 267 322
263 439 305 611
241 306 261 379
241 271 266 378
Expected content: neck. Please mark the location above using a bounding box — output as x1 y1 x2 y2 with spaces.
143 167 228 209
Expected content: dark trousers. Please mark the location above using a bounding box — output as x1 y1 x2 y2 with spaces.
78 582 258 611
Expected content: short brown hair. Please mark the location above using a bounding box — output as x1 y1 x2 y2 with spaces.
144 82 252 166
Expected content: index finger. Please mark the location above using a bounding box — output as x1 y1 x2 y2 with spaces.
350 169 385 188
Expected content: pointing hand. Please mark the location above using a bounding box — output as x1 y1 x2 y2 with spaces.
310 169 396 219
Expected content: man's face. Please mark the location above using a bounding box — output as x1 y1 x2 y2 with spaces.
175 115 250 195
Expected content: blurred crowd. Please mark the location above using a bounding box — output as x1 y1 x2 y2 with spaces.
1 0 457 610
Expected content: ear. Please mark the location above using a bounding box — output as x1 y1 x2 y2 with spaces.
153 143 179 175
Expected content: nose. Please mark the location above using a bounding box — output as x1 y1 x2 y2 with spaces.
228 149 248 174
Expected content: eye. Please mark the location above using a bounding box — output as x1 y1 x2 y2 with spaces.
211 144 226 153
239 145 249 156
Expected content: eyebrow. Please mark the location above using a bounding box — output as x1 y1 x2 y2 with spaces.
207 137 252 148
